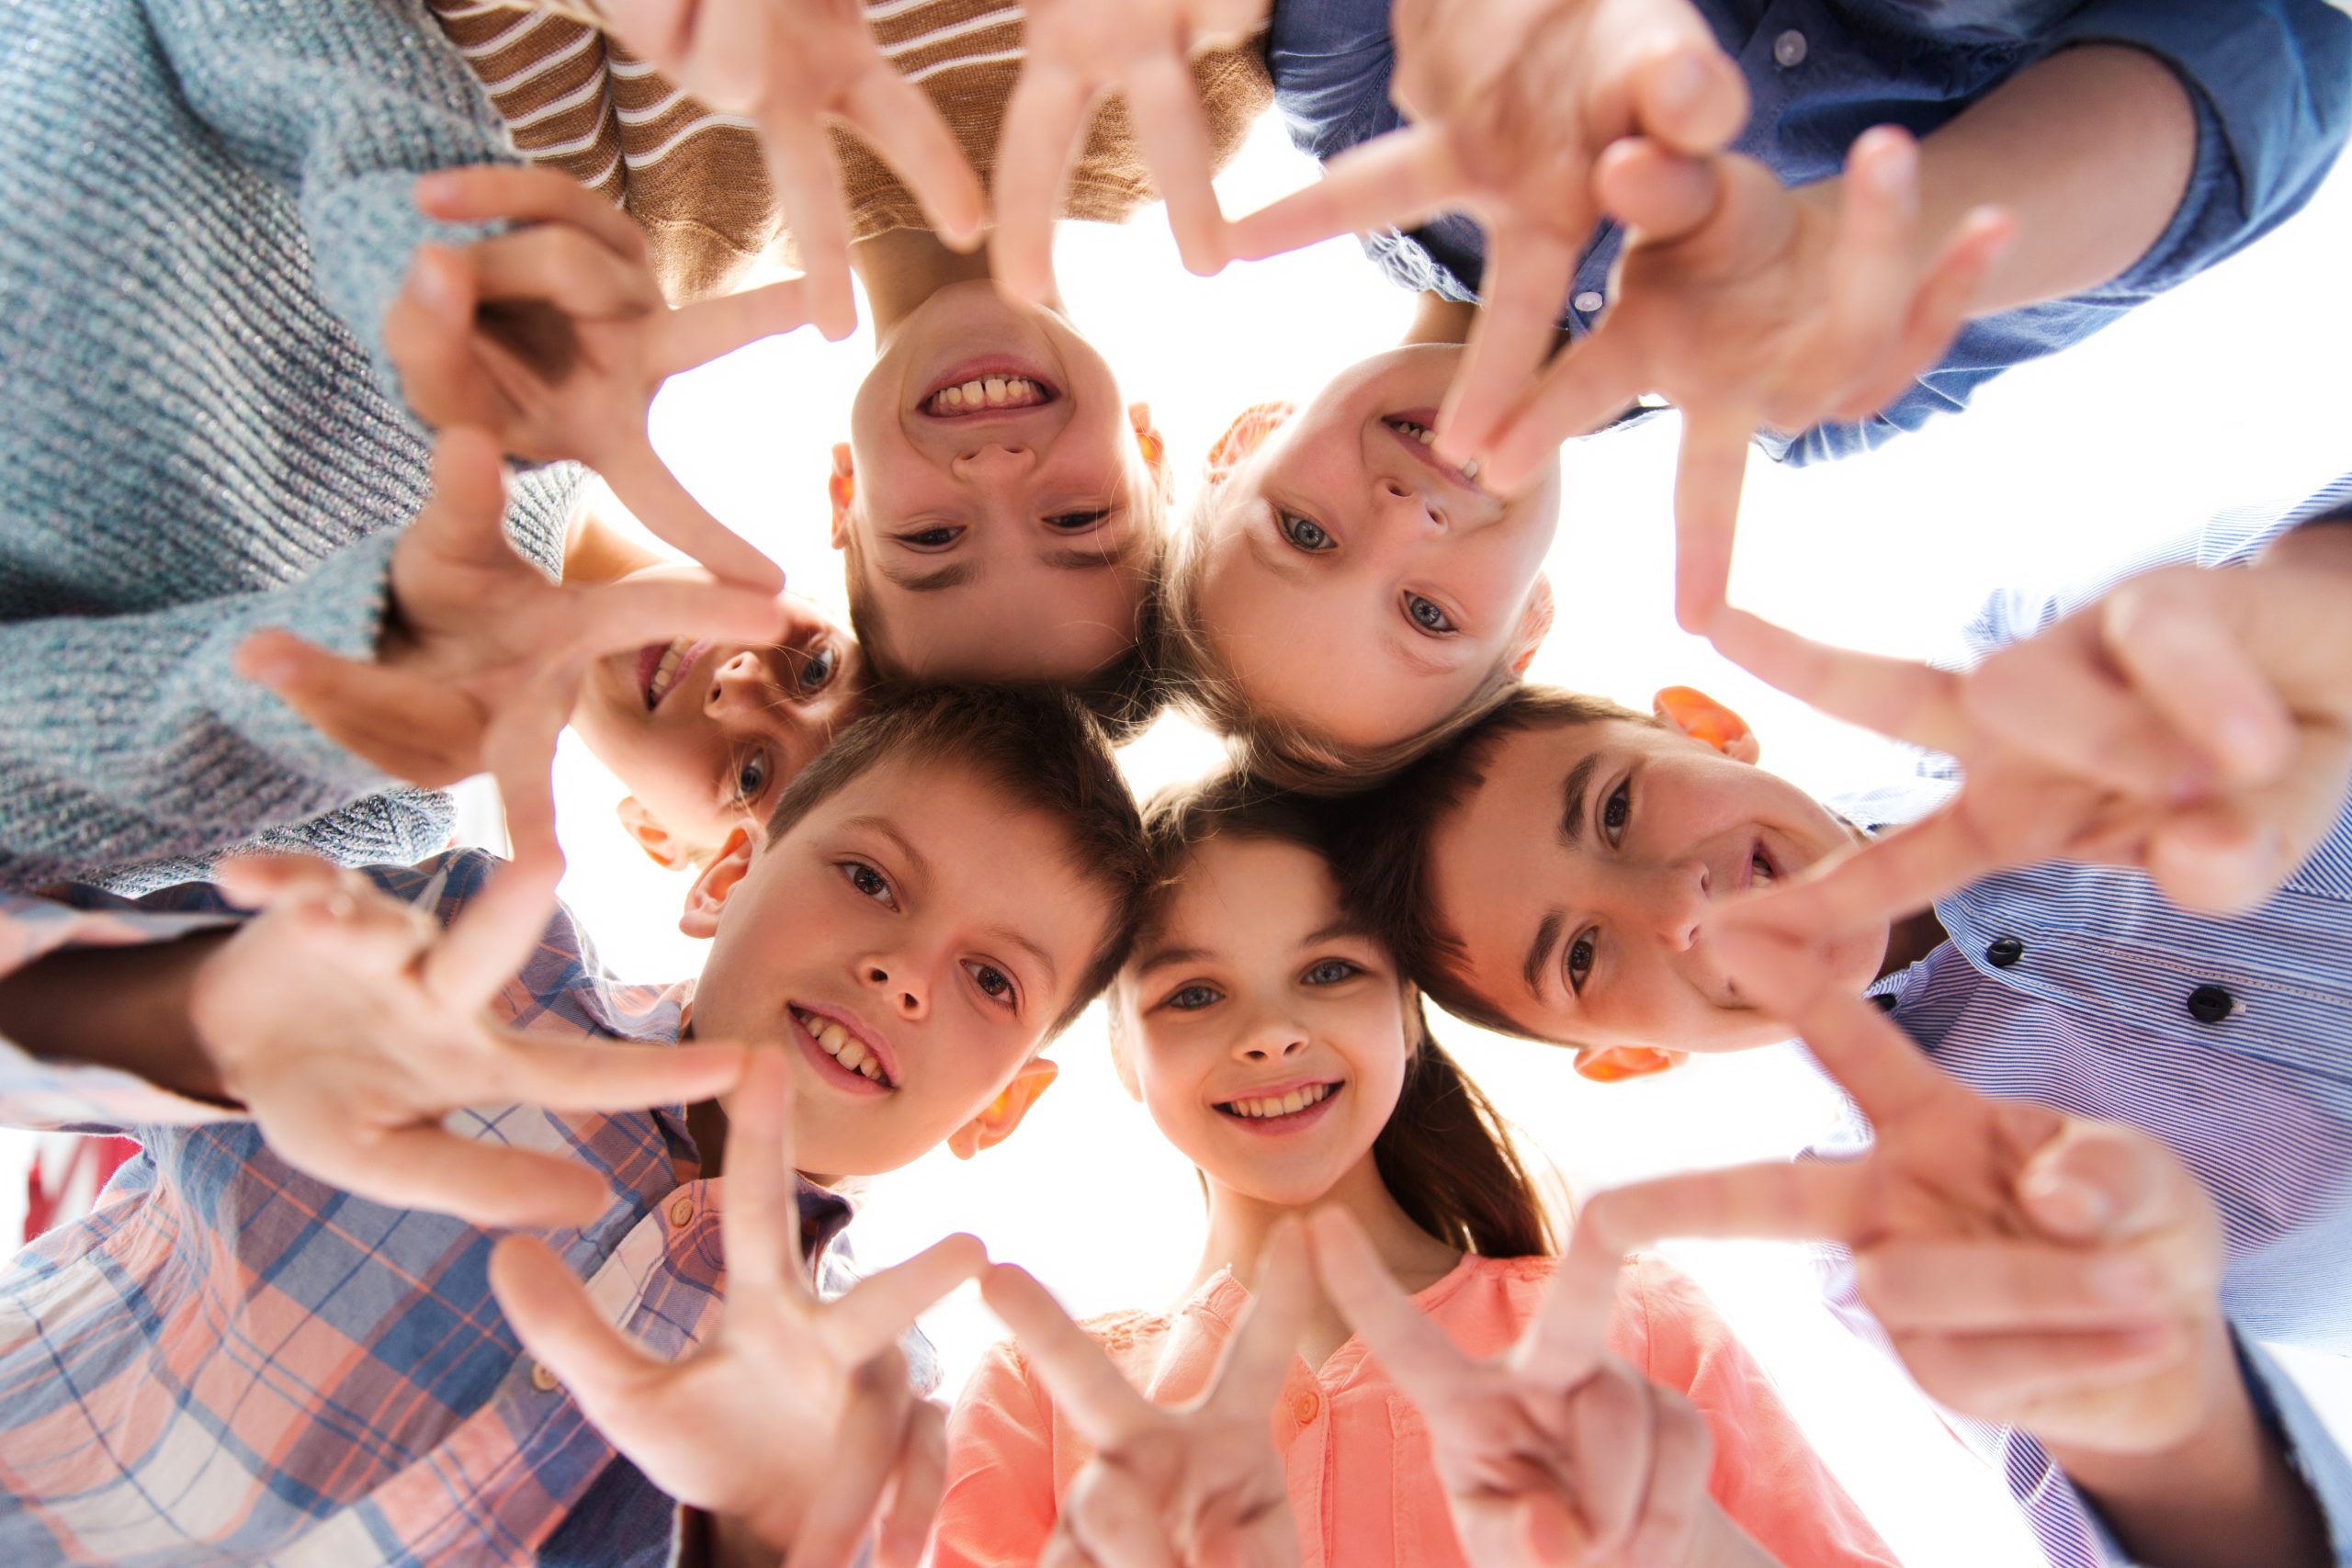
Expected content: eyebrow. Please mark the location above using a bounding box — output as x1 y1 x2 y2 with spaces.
1131 942 1213 975
1557 751 1603 847
841 816 933 884
1522 909 1563 1002
1303 916 1374 947
991 924 1061 990
1242 510 1310 581
1043 536 1136 572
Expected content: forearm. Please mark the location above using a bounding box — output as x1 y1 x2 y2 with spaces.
0 932 232 1101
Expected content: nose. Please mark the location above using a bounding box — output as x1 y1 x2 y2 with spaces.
950 442 1036 480
1645 859 1712 952
705 649 778 719
858 956 929 1021
1233 1008 1309 1064
1375 475 1451 535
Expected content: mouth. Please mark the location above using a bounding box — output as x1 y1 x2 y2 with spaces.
920 361 1060 419
1384 413 1482 489
1214 1079 1343 1135
1746 839 1780 892
788 1003 898 1094
637 639 708 712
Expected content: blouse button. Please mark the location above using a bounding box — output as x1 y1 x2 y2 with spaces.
2186 984 2237 1025
668 1196 696 1228
1773 28 1808 68
1294 1391 1321 1425
1572 289 1606 315
1985 936 2025 968
530 1361 560 1393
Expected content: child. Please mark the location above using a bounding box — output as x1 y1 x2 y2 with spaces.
0 682 1150 1564
1343 477 2352 1565
932 773 1894 1567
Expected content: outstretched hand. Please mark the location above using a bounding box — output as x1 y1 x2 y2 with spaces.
981 1223 1309 1568
191 852 746 1228
597 0 987 340
236 428 786 874
492 1051 985 1567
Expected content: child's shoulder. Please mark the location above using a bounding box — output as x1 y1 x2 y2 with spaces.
1077 1304 1176 1357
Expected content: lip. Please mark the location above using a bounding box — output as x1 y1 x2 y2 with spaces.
1383 412 1482 491
918 358 1061 419
789 999 901 1091
638 640 709 712
1213 1078 1346 1137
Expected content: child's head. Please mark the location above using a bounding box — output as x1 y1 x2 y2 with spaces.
1347 684 1886 1066
833 280 1170 701
1111 773 1552 1256
681 683 1151 1179
567 564 868 866
1159 346 1563 791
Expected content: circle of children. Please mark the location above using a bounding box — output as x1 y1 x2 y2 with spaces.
4 0 2350 1565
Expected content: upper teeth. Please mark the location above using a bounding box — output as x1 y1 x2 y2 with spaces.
927 375 1047 414
792 1007 888 1084
1224 1083 1333 1120
1396 420 1438 446
647 640 695 709
1752 852 1775 884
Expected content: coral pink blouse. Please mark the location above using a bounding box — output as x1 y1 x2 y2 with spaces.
936 1253 1895 1568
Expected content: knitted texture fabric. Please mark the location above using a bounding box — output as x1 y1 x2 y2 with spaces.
0 0 581 893
431 0 1274 301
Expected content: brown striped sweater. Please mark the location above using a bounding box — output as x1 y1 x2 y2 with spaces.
430 1 1272 301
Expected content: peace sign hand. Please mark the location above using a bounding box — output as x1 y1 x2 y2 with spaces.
190 852 746 1228
389 164 803 592
492 1050 987 1565
235 427 786 876
1310 1211 1743 1568
1549 925 2228 1459
992 0 1271 300
980 1222 1310 1568
598 0 987 341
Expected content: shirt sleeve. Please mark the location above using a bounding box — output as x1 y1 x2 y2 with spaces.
1626 1257 1902 1568
935 1339 1063 1568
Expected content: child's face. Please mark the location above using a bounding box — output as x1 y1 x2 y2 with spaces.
1425 714 1885 1053
568 565 866 858
838 282 1162 682
1193 346 1561 750
1117 836 1408 1209
684 753 1110 1178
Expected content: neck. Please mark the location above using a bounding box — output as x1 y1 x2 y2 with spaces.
852 229 1066 337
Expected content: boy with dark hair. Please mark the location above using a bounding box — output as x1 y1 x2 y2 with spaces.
0 683 1148 1566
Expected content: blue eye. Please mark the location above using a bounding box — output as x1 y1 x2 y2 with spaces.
1279 513 1334 552
1165 983 1222 1010
1404 594 1456 635
1302 958 1361 986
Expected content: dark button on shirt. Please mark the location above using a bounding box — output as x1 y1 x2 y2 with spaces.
2187 984 2238 1024
1871 992 1900 1012
1986 936 2025 967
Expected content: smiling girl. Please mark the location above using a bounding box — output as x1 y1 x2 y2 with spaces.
933 773 1894 1567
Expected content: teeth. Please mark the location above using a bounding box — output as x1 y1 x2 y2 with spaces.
1753 852 1774 885
1225 1083 1332 1120
647 640 685 706
928 375 1047 414
792 1008 891 1087
1459 457 1480 482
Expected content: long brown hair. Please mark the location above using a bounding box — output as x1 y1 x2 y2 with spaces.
1133 773 1557 1257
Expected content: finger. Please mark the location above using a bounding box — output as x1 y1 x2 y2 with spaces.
479 1028 750 1119
1221 124 1467 263
596 438 786 591
2146 796 2297 915
464 225 661 320
1623 1388 1711 1568
759 105 860 341
1827 204 2013 423
1855 1238 2173 1334
990 64 1097 303
825 1233 990 1366
1125 51 1228 276
1591 136 1720 244
874 1399 948 1568
1478 321 1645 493
2017 1121 2201 1247
839 63 987 249
1568 1367 1655 1560
981 1265 1154 1443
1710 808 2006 953
1629 39 1749 155
656 277 816 377
408 427 520 570
1712 923 1959 1122
1306 1208 1467 1408
1668 407 1755 635
414 164 650 264
788 1348 914 1568
1061 1461 1180 1568
712 1048 801 1287
1898 1323 2188 1419
1804 129 1920 411
299 1116 613 1226
1207 1217 1310 1417
2100 573 2298 788
1958 636 2219 800
1039 1526 1099 1568
387 248 499 431
1439 225 1579 467
479 668 574 882
491 1235 666 1406
566 568 791 660
209 852 349 909
235 630 473 786
423 851 565 1008
1704 606 1972 754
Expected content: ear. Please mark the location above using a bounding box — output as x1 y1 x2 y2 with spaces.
677 827 755 939
948 1056 1059 1159
1572 1045 1688 1082
1508 572 1555 676
827 443 855 550
1652 685 1760 764
1128 401 1173 503
616 795 693 872
1204 400 1297 479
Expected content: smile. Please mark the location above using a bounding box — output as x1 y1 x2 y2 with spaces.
638 639 707 711
1215 1080 1342 1133
1384 416 1482 488
921 364 1059 418
789 1004 897 1091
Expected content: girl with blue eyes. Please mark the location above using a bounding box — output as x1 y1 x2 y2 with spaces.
1156 294 1563 794
934 774 1893 1568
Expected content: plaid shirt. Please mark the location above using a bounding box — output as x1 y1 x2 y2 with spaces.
0 851 857 1567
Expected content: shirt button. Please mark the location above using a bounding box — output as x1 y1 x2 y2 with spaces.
1985 937 2025 968
1572 289 1606 314
530 1361 560 1393
668 1196 695 1228
1294 1391 1321 1424
1773 28 1808 67
2186 984 2238 1025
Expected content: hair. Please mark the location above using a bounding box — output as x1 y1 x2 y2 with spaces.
763 682 1152 1038
1126 771 1556 1257
1340 685 1651 1042
1156 465 1526 797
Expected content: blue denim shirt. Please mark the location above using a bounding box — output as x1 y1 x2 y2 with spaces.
1266 0 2352 463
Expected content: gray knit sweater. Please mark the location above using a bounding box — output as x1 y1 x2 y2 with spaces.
0 0 580 893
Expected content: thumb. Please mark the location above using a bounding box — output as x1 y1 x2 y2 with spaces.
2018 1121 2188 1244
406 428 517 570
1593 137 1720 243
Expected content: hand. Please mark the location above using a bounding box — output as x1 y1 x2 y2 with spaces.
1310 1211 1726 1568
993 0 1271 298
1478 130 2012 629
234 428 786 874
1707 529 2352 925
598 0 987 339
1551 927 2230 1458
390 164 805 592
1225 0 1747 458
979 1223 1308 1568
190 852 746 1227
492 1050 986 1566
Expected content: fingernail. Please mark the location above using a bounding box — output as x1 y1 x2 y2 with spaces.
414 171 455 207
1869 138 1917 194
2027 1172 2111 1233
1657 53 1711 115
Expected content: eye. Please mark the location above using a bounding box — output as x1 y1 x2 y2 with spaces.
1565 929 1597 994
1279 512 1335 552
1045 509 1110 531
898 525 964 550
793 643 839 695
839 859 899 910
1403 594 1457 636
1600 780 1631 846
733 750 769 805
1302 958 1362 986
1163 983 1223 1011
963 960 1020 1010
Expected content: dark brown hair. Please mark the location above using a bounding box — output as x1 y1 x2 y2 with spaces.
765 682 1151 1037
1340 685 1650 1041
1131 773 1555 1257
